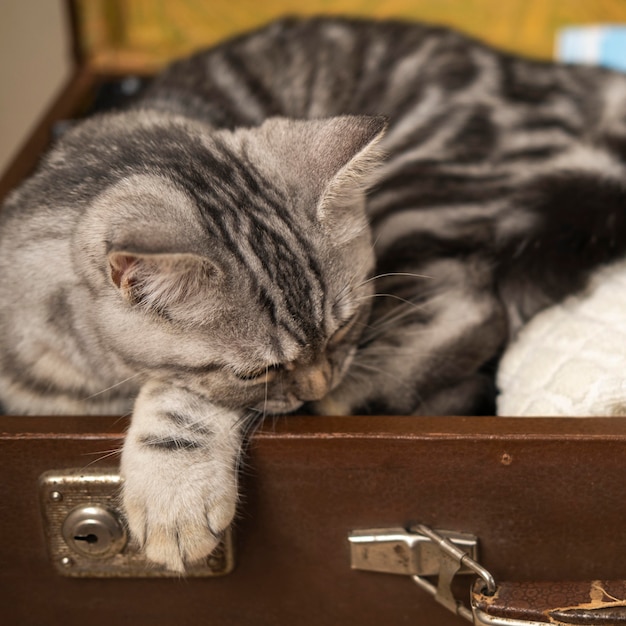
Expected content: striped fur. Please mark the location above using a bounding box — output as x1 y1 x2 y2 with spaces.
2 16 626 569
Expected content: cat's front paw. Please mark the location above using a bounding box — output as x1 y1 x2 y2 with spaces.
121 441 237 573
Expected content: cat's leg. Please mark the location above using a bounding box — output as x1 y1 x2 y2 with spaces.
121 380 244 572
314 256 507 415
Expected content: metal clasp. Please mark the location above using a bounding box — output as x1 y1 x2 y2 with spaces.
349 526 479 577
411 525 495 622
349 524 496 622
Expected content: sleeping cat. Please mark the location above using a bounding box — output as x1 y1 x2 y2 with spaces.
2 16 626 571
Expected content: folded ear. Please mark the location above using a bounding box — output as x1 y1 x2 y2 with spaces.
108 251 218 315
313 115 387 219
260 114 386 213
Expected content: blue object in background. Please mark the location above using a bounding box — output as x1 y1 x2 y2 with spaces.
557 26 626 72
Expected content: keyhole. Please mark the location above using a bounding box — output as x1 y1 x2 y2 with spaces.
74 533 99 544
62 505 127 558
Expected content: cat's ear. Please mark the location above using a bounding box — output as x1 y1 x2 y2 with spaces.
317 116 387 228
261 114 386 205
314 115 387 217
108 250 217 312
314 115 387 184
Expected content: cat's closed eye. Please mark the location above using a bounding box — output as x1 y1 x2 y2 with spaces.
234 363 283 383
328 312 360 347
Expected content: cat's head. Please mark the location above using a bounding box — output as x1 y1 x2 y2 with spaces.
71 112 386 413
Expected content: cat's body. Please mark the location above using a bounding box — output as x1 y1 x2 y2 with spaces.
3 17 626 570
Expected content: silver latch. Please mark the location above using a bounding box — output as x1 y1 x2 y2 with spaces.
349 524 495 622
351 525 626 625
349 526 478 577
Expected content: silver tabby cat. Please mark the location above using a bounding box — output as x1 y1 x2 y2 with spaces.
2 17 626 571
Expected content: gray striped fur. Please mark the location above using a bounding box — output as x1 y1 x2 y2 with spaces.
3 16 626 569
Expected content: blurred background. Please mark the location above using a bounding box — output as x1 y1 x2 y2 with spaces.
2 0 625 178
0 1 70 175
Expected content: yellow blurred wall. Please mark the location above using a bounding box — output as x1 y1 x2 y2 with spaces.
76 0 626 72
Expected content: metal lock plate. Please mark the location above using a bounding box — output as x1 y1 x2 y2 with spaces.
349 526 478 576
39 469 235 578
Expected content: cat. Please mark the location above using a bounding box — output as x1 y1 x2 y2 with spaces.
2 16 626 572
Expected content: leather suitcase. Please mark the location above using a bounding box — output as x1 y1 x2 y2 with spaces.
3 2 626 625
4 415 626 625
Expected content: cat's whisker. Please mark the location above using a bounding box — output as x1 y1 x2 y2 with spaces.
237 411 268 474
237 408 270 476
112 412 133 426
370 230 384 249
80 447 124 457
244 406 264 416
83 372 143 401
262 365 270 421
333 242 380 305
348 360 413 388
78 447 123 470
347 367 415 398
360 304 429 342
336 270 430 309
357 271 432 289
354 292 426 310
334 266 371 306
369 293 429 321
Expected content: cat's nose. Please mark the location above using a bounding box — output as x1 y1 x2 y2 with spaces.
293 359 332 402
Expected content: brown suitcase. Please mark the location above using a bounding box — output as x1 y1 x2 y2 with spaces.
3 3 626 625
4 415 626 625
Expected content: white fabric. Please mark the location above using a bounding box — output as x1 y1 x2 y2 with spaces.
497 260 626 416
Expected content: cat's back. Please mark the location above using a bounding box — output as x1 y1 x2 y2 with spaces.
138 17 496 125
139 17 626 294
139 16 617 132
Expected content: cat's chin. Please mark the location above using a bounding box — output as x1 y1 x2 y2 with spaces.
258 398 305 415
306 396 352 416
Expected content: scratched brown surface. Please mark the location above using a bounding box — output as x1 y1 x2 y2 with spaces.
473 580 626 624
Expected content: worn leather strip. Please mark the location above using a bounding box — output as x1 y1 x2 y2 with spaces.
472 580 626 625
